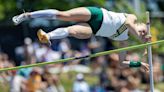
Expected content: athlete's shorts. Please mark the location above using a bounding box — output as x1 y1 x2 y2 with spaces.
86 7 103 34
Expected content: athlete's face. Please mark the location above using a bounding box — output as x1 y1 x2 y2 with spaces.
136 23 151 42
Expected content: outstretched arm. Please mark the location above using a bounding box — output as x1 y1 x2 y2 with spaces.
125 14 151 43
119 41 149 72
118 41 128 67
122 60 149 72
125 14 141 41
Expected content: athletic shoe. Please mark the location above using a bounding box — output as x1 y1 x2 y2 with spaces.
12 13 29 25
37 29 51 45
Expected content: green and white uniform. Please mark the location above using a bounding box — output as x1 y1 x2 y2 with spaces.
86 7 129 41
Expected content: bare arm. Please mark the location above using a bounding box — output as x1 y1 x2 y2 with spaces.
119 14 150 72
125 14 149 56
119 41 149 72
119 41 129 67
125 14 143 42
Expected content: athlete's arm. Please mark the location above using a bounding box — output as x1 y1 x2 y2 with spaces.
124 14 141 40
125 14 149 54
122 60 149 72
119 41 128 67
119 41 149 72
118 14 138 64
120 14 150 72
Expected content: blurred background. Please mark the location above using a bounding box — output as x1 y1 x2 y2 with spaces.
0 0 164 92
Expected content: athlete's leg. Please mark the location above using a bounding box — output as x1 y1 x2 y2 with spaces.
56 7 91 22
13 7 91 25
37 23 92 43
67 23 92 39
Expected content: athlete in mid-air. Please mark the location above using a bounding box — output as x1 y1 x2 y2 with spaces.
12 7 151 71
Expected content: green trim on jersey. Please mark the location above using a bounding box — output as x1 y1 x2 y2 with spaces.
86 7 103 34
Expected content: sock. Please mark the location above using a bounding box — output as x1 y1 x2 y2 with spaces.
30 9 58 19
48 28 69 39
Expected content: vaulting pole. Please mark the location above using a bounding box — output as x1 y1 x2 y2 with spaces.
146 11 154 92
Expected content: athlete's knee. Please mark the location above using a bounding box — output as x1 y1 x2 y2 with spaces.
67 27 78 36
67 26 92 39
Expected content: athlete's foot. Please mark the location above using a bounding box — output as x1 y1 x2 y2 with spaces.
37 29 51 45
12 13 29 25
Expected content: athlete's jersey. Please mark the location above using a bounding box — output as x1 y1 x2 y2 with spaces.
95 8 129 41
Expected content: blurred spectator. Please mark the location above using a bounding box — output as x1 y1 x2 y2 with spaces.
35 45 61 62
58 39 71 53
35 44 48 62
24 37 35 63
15 37 35 65
17 57 37 79
126 73 143 92
25 67 43 92
42 45 61 62
17 67 33 79
73 73 90 92
42 70 65 92
9 70 27 92
153 54 163 83
0 34 164 92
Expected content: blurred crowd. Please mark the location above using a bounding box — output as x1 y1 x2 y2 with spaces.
0 37 164 92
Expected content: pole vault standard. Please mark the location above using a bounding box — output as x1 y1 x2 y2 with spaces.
146 11 154 92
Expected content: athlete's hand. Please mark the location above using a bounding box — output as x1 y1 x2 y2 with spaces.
141 62 149 72
144 35 152 43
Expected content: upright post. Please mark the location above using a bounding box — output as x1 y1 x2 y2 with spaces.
146 11 154 92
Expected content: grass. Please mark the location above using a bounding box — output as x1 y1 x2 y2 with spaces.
0 83 9 92
155 83 164 91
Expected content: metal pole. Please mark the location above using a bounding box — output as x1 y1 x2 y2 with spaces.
146 11 154 92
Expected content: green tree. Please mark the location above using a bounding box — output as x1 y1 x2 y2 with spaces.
0 0 105 21
0 0 17 20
